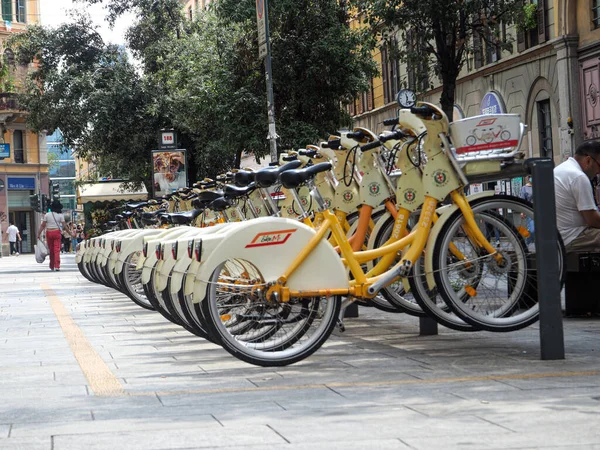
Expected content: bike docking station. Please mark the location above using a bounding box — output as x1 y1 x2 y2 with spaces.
526 157 565 360
419 158 566 356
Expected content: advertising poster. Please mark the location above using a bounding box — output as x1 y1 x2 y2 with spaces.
152 150 187 198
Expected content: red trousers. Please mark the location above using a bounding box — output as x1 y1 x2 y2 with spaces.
46 229 62 270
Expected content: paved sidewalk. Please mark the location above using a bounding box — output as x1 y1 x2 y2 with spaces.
1 253 600 449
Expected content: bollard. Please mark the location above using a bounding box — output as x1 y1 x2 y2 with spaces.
419 316 438 335
525 157 565 360
344 301 359 318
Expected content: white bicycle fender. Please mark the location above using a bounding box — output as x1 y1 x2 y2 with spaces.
139 227 196 285
192 217 349 304
424 191 495 289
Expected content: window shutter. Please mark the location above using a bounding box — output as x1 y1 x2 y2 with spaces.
537 0 547 43
349 99 355 116
473 32 483 69
367 80 374 111
517 29 526 52
357 95 363 115
381 46 389 104
2 0 11 21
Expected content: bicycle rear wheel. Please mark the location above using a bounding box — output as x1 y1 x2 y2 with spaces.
119 252 155 310
201 258 341 366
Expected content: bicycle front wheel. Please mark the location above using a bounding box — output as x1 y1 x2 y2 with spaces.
432 208 536 332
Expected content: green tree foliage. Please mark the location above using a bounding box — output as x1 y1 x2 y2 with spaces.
11 0 376 182
350 0 523 118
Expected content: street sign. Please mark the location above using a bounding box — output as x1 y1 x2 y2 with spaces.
0 143 9 159
256 0 267 59
159 130 178 150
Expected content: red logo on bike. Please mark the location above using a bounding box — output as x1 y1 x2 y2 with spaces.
245 229 297 248
477 118 497 127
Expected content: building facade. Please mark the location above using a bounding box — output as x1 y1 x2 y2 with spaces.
0 0 46 256
181 0 212 20
352 0 590 170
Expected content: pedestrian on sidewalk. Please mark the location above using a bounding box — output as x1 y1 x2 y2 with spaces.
37 201 67 271
6 222 21 256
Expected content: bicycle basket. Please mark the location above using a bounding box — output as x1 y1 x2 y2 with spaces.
449 114 525 158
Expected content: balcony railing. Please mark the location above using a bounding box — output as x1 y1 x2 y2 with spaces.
0 93 21 111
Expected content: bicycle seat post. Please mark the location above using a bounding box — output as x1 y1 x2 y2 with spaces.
306 178 327 212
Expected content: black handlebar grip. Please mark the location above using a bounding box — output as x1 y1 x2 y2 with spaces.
360 140 381 151
326 138 341 149
383 117 399 126
346 130 365 140
269 161 279 167
282 154 298 161
379 130 405 143
410 105 437 117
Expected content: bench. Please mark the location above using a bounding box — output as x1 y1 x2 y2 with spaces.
565 252 600 316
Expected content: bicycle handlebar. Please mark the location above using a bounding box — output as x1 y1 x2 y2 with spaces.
410 105 441 119
383 117 399 127
323 139 341 149
360 140 381 151
379 130 406 143
346 130 366 140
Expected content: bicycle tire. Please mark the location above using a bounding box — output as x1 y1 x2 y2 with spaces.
118 252 155 311
143 269 185 326
201 258 341 366
370 212 427 316
432 201 546 332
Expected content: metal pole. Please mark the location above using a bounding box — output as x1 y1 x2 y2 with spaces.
526 157 565 360
263 0 278 164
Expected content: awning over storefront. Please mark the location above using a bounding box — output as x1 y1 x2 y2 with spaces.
77 181 148 204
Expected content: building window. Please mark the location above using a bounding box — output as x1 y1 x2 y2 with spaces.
13 130 24 163
381 40 400 104
517 0 547 52
1 0 11 21
594 0 600 28
406 30 429 92
16 0 25 23
537 99 553 159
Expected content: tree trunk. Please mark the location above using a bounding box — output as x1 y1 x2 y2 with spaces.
439 66 459 122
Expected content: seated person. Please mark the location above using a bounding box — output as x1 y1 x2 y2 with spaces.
554 140 600 253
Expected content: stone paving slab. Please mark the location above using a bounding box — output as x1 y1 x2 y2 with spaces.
2 253 600 448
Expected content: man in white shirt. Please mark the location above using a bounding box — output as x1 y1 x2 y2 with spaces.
6 222 21 256
554 140 600 253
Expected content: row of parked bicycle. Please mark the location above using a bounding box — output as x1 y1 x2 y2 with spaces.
76 102 566 366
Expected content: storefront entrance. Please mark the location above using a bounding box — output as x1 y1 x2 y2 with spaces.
8 210 34 254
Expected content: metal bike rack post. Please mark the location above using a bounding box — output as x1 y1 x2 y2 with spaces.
525 157 565 360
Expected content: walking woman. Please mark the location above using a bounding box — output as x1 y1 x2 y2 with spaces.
37 200 67 271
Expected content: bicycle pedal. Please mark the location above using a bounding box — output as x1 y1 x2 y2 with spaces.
336 318 345 333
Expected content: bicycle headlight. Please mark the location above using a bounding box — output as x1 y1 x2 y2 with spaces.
143 241 148 258
171 242 178 259
187 239 194 258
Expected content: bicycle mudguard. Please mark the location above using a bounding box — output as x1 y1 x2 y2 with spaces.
76 240 86 264
113 228 183 275
191 217 349 304
424 190 495 289
99 230 136 268
155 227 218 292
169 223 245 296
140 227 197 285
